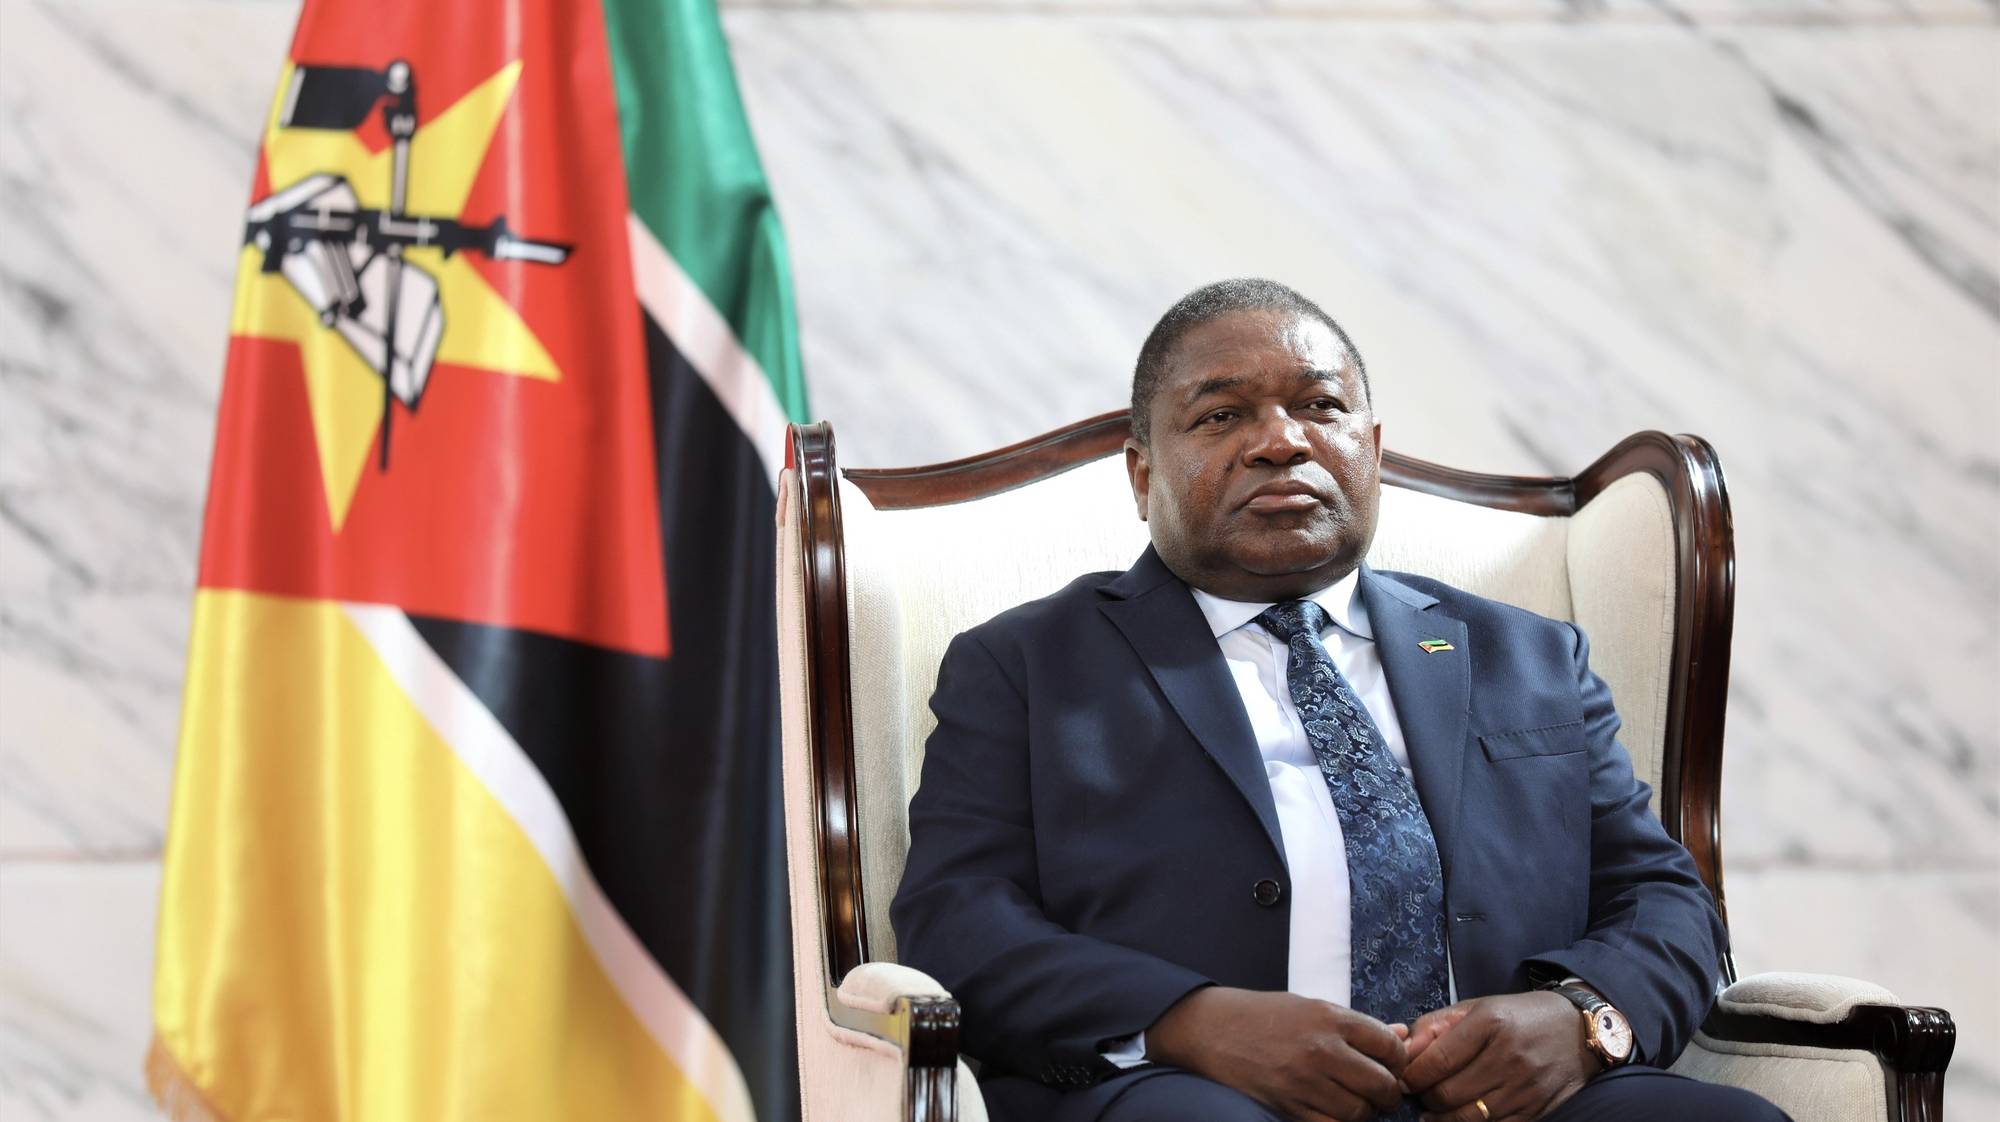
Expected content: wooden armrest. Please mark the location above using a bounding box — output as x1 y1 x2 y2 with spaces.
829 963 964 1122
1702 1002 1955 1068
1701 1003 1955 1122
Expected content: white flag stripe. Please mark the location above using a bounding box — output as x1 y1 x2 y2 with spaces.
627 212 790 487
341 602 757 1122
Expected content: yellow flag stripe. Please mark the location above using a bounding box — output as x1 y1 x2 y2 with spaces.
154 589 728 1121
339 602 756 1122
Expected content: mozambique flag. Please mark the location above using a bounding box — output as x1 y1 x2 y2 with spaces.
149 0 803 1119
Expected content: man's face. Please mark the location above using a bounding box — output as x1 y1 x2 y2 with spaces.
1125 308 1382 602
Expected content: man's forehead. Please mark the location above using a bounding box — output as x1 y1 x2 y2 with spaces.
1180 367 1346 402
1269 313 1345 362
1171 317 1354 393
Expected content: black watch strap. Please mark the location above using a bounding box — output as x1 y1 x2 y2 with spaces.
1545 982 1609 1016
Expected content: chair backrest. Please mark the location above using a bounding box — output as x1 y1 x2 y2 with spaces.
778 412 1735 996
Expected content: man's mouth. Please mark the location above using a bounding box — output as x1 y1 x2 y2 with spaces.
1240 481 1324 513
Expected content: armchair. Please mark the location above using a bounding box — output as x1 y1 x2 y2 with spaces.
774 413 1955 1122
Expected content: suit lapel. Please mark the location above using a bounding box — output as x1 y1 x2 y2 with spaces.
1361 567 1471 879
1100 549 1287 865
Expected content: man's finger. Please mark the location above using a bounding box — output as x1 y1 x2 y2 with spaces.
1292 1077 1370 1122
1409 1003 1465 1039
1319 1047 1406 1114
1421 1081 1531 1122
1418 1052 1510 1115
1419 1096 1521 1122
1341 1016 1411 1067
1401 1007 1498 1093
1406 1002 1471 1060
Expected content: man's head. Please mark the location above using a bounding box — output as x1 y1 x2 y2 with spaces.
1125 279 1382 602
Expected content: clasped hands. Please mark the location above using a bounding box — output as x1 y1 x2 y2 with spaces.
1146 987 1598 1122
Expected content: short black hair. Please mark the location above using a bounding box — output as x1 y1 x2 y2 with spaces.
1129 278 1368 445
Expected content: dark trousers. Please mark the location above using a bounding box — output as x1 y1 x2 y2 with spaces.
1089 1065 1792 1122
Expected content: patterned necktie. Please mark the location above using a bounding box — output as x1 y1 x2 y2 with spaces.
1257 600 1449 1105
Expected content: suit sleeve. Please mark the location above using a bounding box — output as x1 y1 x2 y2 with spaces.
889 629 1213 1082
1520 624 1727 1066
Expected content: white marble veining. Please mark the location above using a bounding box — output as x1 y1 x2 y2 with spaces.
0 0 1993 1117
0 0 295 855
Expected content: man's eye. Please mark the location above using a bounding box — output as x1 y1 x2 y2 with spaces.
1200 410 1235 426
1305 398 1344 413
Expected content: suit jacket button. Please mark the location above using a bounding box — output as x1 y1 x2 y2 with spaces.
1252 878 1283 907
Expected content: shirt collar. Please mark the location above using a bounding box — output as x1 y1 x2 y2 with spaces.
1188 566 1373 642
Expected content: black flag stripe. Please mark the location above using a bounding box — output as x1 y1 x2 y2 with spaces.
410 313 798 1122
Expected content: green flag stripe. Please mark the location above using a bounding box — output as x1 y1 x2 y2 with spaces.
600 0 808 424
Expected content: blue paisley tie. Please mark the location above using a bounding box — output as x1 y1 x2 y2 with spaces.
1257 601 1447 1119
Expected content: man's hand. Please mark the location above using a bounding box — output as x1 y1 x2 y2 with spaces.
1399 993 1597 1121
1146 986 1410 1122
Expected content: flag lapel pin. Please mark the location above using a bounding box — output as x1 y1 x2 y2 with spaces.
1418 639 1455 654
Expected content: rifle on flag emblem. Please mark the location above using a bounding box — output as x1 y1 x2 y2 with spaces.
242 60 571 469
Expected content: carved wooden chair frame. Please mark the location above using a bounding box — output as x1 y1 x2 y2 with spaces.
784 411 1956 1122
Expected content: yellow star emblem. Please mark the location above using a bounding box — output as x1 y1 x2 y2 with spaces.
229 60 561 531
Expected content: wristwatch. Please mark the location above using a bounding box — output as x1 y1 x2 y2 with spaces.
1546 983 1635 1068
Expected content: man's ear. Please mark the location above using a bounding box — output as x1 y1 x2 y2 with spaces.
1371 419 1384 466
1124 438 1150 522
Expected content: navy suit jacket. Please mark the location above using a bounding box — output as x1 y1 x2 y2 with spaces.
889 547 1725 1121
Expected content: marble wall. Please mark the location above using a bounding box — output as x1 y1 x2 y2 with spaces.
1 0 1993 1118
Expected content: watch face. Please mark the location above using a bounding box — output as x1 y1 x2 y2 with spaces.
1593 1007 1635 1062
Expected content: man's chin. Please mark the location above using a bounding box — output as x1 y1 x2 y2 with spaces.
1228 542 1351 581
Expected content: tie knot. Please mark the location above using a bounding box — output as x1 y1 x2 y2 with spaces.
1255 600 1329 643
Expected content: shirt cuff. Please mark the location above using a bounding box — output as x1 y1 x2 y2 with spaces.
1100 1031 1148 1069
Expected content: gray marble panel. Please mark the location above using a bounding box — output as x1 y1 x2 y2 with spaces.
0 862 162 1122
0 0 295 855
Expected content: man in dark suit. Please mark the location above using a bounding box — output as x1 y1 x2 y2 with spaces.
891 279 1787 1122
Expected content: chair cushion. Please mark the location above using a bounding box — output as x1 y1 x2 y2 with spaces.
1564 473 1678 811
840 459 1152 962
1669 1032 1888 1122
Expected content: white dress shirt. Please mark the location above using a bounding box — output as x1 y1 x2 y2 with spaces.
1189 569 1414 1010
1104 569 1433 1067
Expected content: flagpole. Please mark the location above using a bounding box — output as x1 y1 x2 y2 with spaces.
378 59 414 471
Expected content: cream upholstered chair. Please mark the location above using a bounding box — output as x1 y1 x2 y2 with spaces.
775 414 1956 1122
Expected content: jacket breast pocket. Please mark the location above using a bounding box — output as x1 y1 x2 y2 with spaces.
1478 720 1586 761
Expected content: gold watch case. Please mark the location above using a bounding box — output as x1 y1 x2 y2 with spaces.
1550 983 1635 1066
1585 1002 1635 1066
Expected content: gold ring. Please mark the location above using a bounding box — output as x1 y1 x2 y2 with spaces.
1474 1099 1491 1121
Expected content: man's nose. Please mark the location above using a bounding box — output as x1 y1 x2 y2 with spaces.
1244 410 1311 465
